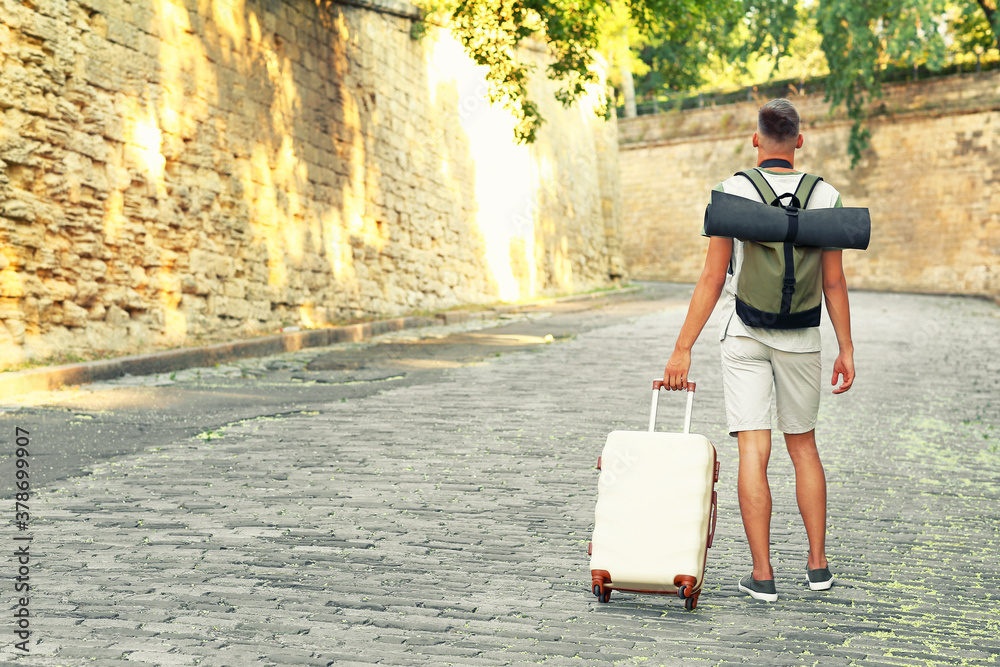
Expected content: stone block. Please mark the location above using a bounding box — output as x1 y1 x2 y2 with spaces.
124 288 146 311
38 298 62 324
63 301 88 327
78 258 108 280
4 318 26 344
223 280 246 299
129 266 148 288
0 298 22 321
73 281 99 307
248 300 271 321
1 199 37 221
43 279 76 301
105 304 129 328
223 296 250 320
211 256 235 279
150 270 182 294
0 272 25 298
179 295 206 314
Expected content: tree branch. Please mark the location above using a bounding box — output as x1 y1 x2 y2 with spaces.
975 0 1000 51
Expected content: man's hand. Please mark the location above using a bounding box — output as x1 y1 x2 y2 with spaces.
831 351 855 394
823 250 854 395
663 348 691 391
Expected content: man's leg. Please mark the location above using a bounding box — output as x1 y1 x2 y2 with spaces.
737 429 773 581
722 336 779 597
784 430 828 570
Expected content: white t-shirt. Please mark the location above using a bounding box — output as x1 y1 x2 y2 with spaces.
712 168 843 354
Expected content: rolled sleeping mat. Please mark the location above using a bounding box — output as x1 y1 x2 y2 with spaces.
704 190 871 250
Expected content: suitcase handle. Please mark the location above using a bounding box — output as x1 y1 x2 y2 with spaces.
649 380 696 433
707 490 718 548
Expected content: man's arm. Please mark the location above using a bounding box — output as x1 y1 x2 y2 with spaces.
663 236 733 390
822 250 855 394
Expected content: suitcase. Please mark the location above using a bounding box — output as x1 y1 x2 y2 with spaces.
589 380 720 610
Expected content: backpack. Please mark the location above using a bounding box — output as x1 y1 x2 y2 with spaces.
732 168 824 330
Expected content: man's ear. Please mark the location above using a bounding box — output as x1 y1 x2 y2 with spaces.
796 134 804 149
752 132 759 148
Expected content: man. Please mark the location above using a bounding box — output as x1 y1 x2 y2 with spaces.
662 99 855 602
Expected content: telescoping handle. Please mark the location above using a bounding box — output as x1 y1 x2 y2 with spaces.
649 380 696 434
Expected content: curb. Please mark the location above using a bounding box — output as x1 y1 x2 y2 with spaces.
0 285 642 399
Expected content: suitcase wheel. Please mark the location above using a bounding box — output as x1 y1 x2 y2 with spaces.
685 596 696 611
677 584 689 600
592 570 612 603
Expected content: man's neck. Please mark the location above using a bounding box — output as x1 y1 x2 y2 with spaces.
757 155 796 171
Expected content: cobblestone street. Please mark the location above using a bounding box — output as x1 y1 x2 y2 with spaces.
2 286 998 666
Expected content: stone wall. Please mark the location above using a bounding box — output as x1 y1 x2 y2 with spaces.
0 0 623 368
618 71 1000 300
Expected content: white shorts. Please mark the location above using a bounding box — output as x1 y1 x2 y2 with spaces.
720 335 821 437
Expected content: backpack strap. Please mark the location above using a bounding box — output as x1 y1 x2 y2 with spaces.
735 169 780 206
792 173 824 209
736 169 825 209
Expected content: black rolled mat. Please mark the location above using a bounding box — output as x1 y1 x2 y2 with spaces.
704 190 871 249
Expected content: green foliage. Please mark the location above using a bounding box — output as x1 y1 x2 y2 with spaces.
417 0 1000 163
737 0 800 63
598 0 651 90
631 1 741 97
648 1 828 97
815 0 948 166
950 1 999 54
444 0 609 143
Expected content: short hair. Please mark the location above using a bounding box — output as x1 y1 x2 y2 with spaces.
758 99 800 143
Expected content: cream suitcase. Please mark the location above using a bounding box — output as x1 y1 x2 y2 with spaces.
589 380 719 610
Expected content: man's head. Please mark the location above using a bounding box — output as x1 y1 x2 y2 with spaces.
753 99 803 155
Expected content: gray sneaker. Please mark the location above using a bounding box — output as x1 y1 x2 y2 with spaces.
738 574 777 602
807 567 834 591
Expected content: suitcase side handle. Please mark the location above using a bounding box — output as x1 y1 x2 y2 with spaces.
707 490 718 548
649 380 696 433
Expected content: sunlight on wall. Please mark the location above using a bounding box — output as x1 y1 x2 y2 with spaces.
161 290 187 340
426 34 537 302
205 0 248 56
299 303 319 329
132 0 398 333
96 0 606 347
143 0 333 321
122 98 167 197
0 244 25 364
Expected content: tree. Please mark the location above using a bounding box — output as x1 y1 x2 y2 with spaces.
597 0 651 118
972 0 1000 51
422 0 997 164
815 0 949 166
630 2 742 103
443 0 609 143
950 1 1000 58
422 1 785 143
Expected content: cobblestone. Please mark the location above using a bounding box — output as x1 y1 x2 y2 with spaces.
0 288 998 664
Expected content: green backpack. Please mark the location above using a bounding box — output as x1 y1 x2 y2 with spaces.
733 168 824 330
